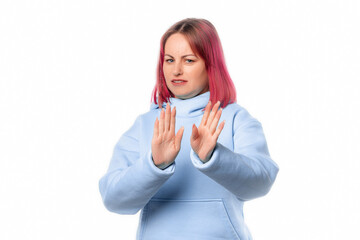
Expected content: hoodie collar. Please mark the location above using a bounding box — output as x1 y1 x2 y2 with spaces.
150 91 210 117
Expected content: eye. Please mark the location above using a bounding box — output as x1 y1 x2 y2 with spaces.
165 59 174 63
186 59 194 63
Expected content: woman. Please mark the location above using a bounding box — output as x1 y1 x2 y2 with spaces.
99 18 279 239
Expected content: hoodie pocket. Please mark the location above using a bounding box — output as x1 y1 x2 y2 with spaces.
139 198 240 240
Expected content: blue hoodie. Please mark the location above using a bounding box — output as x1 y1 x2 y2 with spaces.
99 91 279 240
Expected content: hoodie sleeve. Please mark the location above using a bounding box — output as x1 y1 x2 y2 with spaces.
190 110 279 201
99 115 175 215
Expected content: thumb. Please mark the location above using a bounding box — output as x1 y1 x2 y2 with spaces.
175 126 184 150
191 124 199 141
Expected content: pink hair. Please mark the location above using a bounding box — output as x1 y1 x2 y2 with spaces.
151 18 237 109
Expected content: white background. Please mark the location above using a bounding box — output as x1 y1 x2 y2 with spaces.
1 0 359 239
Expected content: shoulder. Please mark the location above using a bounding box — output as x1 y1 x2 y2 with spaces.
223 102 261 129
126 101 165 128
134 102 161 123
223 102 258 121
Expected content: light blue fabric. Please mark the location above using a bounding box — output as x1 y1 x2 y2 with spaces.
99 91 279 239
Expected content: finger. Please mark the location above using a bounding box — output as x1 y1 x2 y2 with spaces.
209 108 222 134
170 106 176 134
206 101 220 128
190 124 199 141
159 108 165 134
200 101 212 126
214 120 225 139
153 117 159 138
175 126 184 151
164 102 171 132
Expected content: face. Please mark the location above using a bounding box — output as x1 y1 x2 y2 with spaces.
163 33 209 99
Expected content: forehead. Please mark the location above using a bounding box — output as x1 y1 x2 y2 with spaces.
164 33 194 54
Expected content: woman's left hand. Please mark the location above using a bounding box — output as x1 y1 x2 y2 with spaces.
190 101 225 162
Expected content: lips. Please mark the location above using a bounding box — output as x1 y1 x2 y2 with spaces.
171 79 187 83
171 79 187 86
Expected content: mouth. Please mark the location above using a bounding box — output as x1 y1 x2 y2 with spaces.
171 79 188 83
171 79 188 86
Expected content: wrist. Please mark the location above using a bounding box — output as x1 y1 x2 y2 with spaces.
152 155 174 170
200 147 215 163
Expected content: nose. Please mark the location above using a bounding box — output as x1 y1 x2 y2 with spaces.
173 62 183 76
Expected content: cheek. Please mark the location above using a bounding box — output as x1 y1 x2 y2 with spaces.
197 66 208 83
190 65 204 78
163 66 170 79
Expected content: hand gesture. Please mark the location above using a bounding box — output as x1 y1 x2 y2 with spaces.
151 102 184 168
190 101 225 162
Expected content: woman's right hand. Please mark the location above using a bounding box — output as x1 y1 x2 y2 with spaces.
151 102 184 169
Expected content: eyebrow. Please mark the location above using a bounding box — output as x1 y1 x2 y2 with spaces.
164 54 197 58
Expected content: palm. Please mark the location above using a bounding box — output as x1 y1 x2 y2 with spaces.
191 125 217 160
152 131 179 165
191 101 225 162
151 102 184 168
